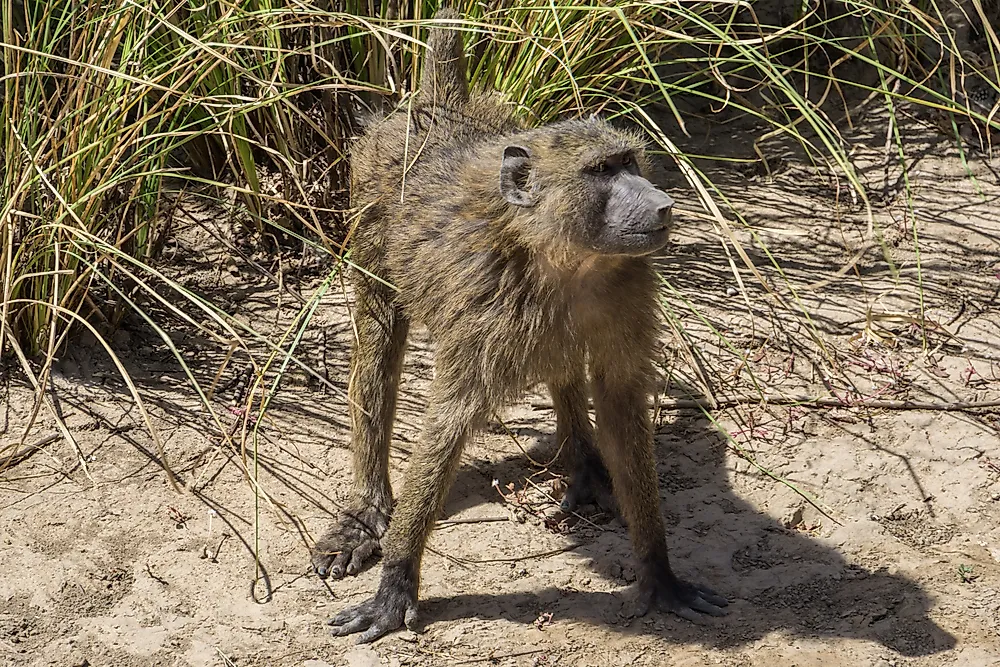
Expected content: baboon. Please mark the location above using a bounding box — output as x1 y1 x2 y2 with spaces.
311 9 728 643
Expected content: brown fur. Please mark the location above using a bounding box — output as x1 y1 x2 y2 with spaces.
313 8 725 642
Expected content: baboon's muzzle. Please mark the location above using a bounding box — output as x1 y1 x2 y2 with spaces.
605 174 675 254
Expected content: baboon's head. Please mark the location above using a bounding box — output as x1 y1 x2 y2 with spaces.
499 118 674 258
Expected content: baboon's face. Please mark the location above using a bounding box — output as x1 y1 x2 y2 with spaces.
499 121 675 257
573 147 674 256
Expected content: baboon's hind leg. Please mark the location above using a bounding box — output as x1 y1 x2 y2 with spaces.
548 376 616 515
313 277 409 579
591 369 727 620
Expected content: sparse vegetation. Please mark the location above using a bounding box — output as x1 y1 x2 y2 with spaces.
3 0 997 364
2 3 1000 662
2 0 998 536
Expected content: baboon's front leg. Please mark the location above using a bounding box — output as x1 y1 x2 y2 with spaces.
328 377 486 643
547 377 615 514
591 372 728 621
312 280 409 579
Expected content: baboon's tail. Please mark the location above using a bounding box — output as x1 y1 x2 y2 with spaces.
419 8 469 105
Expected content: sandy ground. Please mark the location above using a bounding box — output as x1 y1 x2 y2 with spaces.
2 111 1000 667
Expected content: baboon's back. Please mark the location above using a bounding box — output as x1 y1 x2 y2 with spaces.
350 10 520 237
352 94 519 199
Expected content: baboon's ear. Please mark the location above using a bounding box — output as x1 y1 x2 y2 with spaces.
499 145 535 207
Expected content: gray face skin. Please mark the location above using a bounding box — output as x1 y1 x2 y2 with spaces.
499 144 675 258
587 152 674 256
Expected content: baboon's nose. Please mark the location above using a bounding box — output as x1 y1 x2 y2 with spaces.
655 192 675 219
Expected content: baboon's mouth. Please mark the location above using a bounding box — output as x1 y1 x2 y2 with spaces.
628 224 670 236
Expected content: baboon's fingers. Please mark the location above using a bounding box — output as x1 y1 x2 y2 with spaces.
328 604 374 635
403 604 420 631
310 548 336 579
559 485 586 512
560 483 614 512
636 591 721 623
313 504 389 579
696 587 729 608
346 540 379 576
663 583 728 622
327 591 412 643
689 595 728 617
672 605 707 624
561 454 617 516
329 602 368 627
329 617 369 636
640 572 729 622
356 617 400 644
592 486 619 517
328 551 352 579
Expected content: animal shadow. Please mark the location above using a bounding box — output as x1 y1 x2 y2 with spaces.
425 408 956 657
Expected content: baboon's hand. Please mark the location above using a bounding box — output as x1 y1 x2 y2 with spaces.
312 503 390 579
327 575 418 644
638 562 729 622
561 453 618 516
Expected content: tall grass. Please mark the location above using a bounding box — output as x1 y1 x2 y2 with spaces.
2 0 997 466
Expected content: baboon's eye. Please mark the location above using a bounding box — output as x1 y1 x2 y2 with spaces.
595 162 607 173
622 154 632 167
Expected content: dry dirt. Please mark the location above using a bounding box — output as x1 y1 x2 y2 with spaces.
2 112 1000 667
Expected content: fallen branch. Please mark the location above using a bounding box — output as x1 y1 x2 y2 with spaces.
0 433 61 472
448 543 579 565
436 516 510 527
454 648 544 664
532 394 1000 412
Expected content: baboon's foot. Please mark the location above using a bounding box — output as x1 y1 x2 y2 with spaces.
328 560 418 644
637 558 729 623
312 502 390 579
561 452 617 515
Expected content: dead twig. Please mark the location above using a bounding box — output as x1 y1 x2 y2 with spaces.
531 393 1000 412
144 562 169 586
521 477 607 533
426 545 472 570
0 433 61 472
436 516 510 527
453 648 545 664
447 543 579 565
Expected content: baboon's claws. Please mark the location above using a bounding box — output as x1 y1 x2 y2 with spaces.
327 585 417 644
686 591 729 617
638 565 729 623
312 503 390 580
